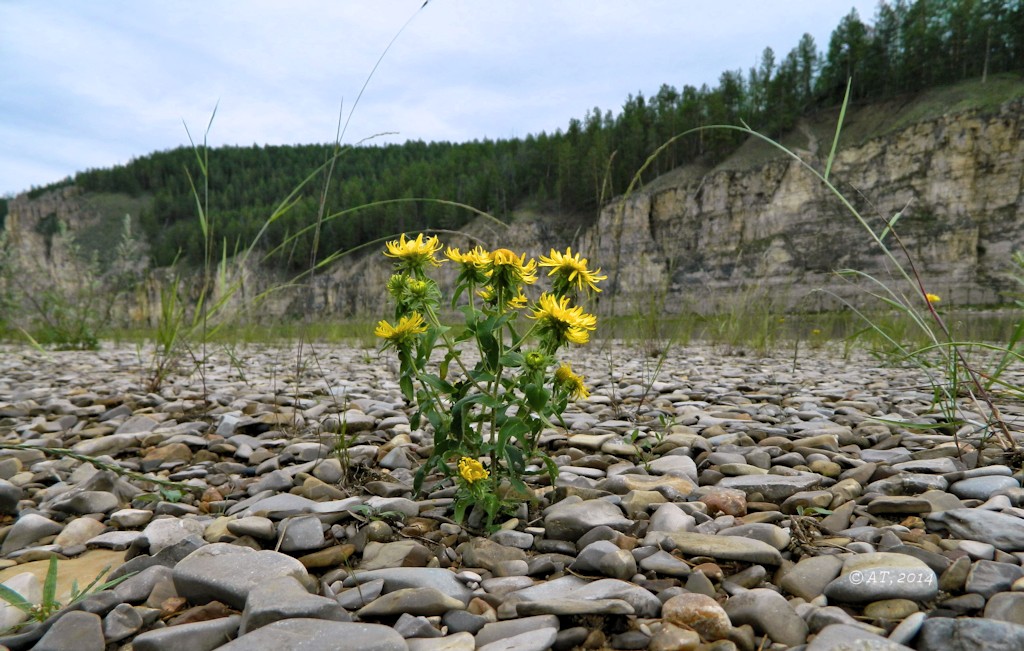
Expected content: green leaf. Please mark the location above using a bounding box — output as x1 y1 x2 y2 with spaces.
0 584 34 615
42 556 58 610
497 420 530 457
498 351 524 368
524 384 550 412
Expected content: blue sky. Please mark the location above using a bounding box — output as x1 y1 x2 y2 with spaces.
1 1 878 197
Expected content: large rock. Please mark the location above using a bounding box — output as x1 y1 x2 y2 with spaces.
215 619 408 651
172 543 309 609
927 509 1024 552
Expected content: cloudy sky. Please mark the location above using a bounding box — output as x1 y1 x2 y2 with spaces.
2 1 879 198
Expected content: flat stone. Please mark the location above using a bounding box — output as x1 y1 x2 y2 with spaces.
824 553 938 603
142 517 206 555
638 550 691 577
716 473 824 502
949 475 1020 500
806 623 913 651
965 560 1024 598
515 598 634 616
716 522 790 550
645 530 783 565
407 631 475 651
477 627 558 651
510 576 660 617
917 616 1024 651
927 508 1024 551
172 543 309 609
240 575 349 634
33 611 105 651
543 499 631 541
1 513 63 554
343 567 474 604
475 615 560 647
215 618 407 651
132 614 242 651
357 587 465 617
458 538 527 572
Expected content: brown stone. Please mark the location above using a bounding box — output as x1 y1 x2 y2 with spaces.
662 593 732 641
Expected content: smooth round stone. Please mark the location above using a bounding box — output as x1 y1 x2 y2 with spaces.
824 553 938 603
649 623 700 651
49 490 119 515
863 598 919 621
543 499 631 541
488 530 534 550
570 540 636 580
723 588 808 647
985 592 1024 625
54 517 107 548
807 460 842 477
638 550 691 578
1 513 64 554
662 592 731 641
950 476 1020 500
227 516 276 540
648 502 696 534
716 523 790 550
458 538 527 572
780 554 844 601
142 518 206 555
108 509 154 528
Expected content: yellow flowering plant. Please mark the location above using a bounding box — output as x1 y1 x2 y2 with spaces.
377 236 602 528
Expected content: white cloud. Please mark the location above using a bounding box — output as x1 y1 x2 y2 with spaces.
1 0 879 196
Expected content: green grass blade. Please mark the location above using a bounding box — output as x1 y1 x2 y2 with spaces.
824 77 852 182
0 583 35 614
42 556 58 610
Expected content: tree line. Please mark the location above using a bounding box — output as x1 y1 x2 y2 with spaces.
66 0 1022 270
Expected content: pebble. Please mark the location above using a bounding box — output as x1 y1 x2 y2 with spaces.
0 342 1022 649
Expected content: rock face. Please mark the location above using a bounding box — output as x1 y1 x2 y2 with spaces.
4 93 1023 320
580 96 1024 313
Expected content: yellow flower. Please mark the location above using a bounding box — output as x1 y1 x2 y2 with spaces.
477 286 529 310
539 247 606 295
458 457 489 483
529 293 598 346
925 293 941 304
384 233 443 271
374 312 428 346
488 248 538 286
446 246 490 269
811 328 822 336
554 363 590 399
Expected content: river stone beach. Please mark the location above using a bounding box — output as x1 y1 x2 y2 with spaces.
1 341 1024 651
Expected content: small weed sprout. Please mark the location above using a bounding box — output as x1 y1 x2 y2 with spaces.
0 556 135 631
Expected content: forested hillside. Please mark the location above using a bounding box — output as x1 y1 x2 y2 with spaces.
28 0 1024 270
